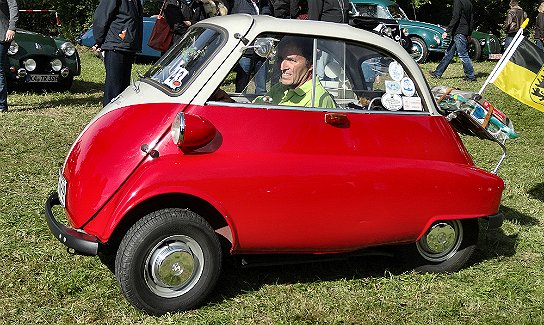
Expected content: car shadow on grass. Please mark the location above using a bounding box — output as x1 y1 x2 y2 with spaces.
208 205 524 306
528 182 544 202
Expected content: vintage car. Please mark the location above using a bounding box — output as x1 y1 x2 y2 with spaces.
8 10 80 90
46 15 506 315
350 0 501 62
79 16 161 59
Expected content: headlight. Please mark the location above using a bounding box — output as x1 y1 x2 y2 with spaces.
51 59 62 71
480 39 486 46
433 34 441 45
8 42 18 55
61 42 76 57
381 26 393 38
402 28 409 37
24 59 37 71
171 112 185 145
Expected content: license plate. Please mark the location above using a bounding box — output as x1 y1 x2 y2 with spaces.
488 53 502 60
57 171 67 207
27 74 59 83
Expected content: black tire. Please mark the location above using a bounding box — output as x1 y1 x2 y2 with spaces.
399 219 478 273
115 208 222 315
410 36 429 63
469 37 482 61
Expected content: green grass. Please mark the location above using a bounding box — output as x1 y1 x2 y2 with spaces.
1 49 543 324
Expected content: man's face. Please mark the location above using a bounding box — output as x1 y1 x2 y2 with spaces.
278 44 312 89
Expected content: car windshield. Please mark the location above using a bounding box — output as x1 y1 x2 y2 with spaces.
353 4 390 19
387 5 408 19
144 27 224 93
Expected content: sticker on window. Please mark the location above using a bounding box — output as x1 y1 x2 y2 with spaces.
388 61 404 81
401 77 415 97
385 80 402 94
402 96 423 111
164 66 189 89
381 93 403 111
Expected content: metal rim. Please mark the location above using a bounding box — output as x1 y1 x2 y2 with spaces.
144 235 205 298
410 39 424 62
416 220 463 263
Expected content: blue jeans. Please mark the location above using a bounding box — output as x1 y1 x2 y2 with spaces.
103 50 134 107
235 55 267 94
0 42 9 111
433 33 475 80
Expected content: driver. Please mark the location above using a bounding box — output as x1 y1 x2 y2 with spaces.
211 36 336 109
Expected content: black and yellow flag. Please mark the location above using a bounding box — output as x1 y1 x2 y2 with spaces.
491 36 544 113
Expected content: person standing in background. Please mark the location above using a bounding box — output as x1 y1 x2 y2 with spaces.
430 0 476 81
534 2 544 50
308 0 349 23
230 0 270 94
0 0 18 113
268 0 299 19
503 0 527 50
164 0 204 51
93 0 143 107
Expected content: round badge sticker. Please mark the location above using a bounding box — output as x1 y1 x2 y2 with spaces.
388 61 404 81
381 93 403 111
401 77 416 97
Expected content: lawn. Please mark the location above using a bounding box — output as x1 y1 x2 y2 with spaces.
0 48 543 324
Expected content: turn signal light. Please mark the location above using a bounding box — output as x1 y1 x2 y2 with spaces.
171 112 216 150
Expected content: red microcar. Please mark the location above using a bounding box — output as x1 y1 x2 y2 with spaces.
46 15 506 315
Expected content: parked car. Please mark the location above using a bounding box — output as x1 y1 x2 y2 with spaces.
350 0 501 62
46 15 506 315
349 15 412 53
8 10 80 90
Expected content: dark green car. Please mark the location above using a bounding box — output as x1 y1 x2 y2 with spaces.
7 10 81 90
350 0 501 63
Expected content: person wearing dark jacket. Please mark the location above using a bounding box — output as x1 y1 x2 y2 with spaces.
536 2 544 50
503 0 527 50
93 0 143 106
164 0 204 50
230 0 270 93
268 0 299 18
430 0 475 81
0 0 18 113
308 0 349 23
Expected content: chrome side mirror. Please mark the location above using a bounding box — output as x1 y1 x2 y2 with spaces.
243 37 277 58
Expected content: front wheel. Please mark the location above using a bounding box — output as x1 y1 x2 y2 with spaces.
410 37 429 63
468 37 482 61
115 208 222 315
399 219 478 273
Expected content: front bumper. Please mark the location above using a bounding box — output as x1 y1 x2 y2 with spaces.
45 192 99 256
484 212 504 229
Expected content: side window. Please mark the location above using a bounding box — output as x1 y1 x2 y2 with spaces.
213 34 426 113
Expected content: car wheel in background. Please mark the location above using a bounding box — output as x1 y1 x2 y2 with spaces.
410 36 428 63
468 37 482 61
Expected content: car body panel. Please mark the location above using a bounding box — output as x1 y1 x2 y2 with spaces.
51 15 504 255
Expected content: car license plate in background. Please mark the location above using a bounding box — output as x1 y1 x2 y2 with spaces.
488 53 502 60
27 75 59 83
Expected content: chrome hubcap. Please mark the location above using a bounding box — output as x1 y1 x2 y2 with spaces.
416 220 463 262
144 235 204 298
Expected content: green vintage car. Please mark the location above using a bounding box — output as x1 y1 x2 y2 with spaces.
350 0 501 63
7 10 80 90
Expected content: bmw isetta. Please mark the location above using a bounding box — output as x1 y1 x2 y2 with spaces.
46 14 506 315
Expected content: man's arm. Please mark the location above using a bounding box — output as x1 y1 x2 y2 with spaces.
5 0 18 42
445 0 461 35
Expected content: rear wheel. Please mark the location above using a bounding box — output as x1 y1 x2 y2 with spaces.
468 37 482 61
410 37 429 63
115 208 222 315
399 219 478 273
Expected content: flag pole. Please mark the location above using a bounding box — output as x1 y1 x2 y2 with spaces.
478 18 529 96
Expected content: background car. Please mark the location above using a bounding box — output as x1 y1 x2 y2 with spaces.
349 13 412 53
8 10 80 90
350 0 501 62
